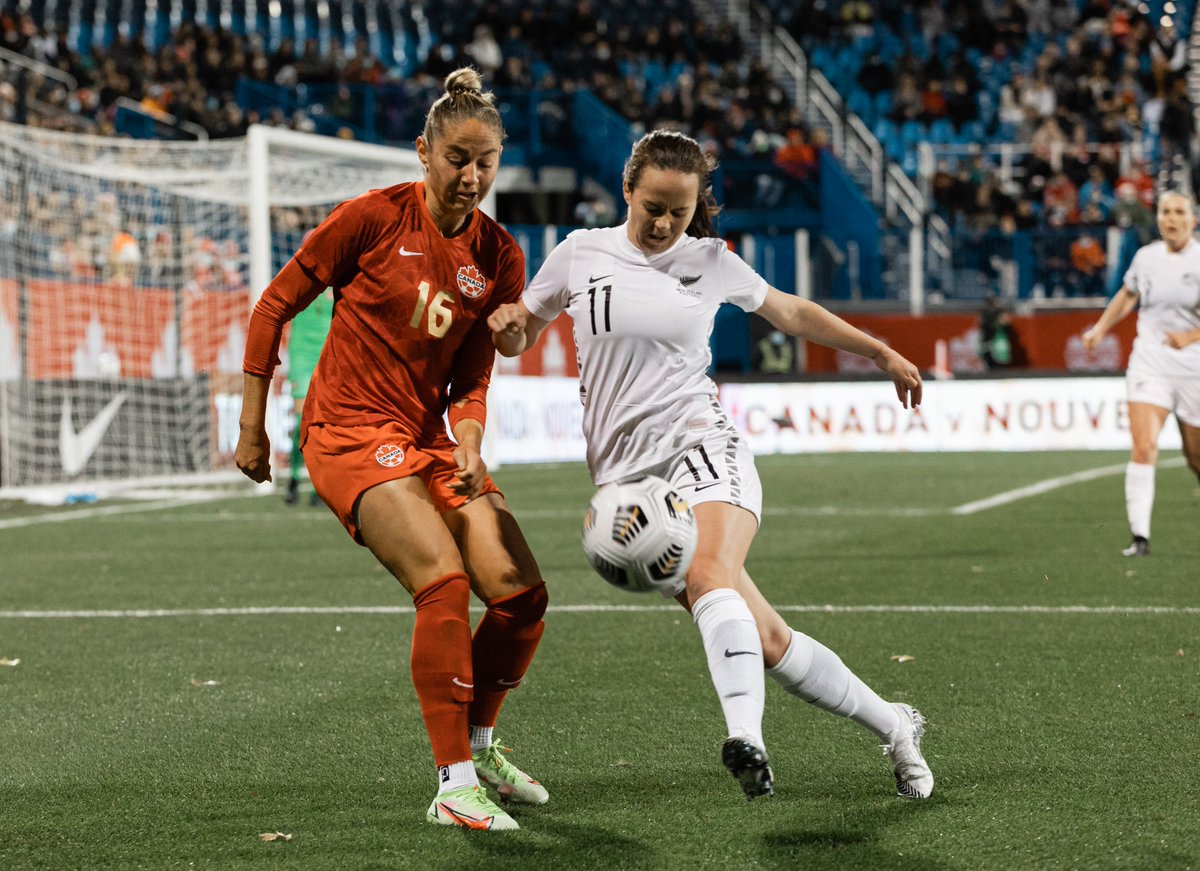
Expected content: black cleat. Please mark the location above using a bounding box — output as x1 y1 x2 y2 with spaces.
1122 536 1150 557
721 737 774 801
283 479 299 505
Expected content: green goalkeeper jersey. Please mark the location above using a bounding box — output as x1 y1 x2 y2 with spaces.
287 289 333 398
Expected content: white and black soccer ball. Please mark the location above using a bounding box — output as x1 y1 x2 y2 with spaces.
581 476 698 593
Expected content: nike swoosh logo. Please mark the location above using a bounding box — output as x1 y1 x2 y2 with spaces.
588 274 612 283
452 677 474 688
398 246 423 256
724 649 758 658
60 392 128 476
497 678 522 687
679 275 702 286
694 483 721 492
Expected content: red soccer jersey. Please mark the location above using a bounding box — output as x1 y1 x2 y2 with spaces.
244 182 525 438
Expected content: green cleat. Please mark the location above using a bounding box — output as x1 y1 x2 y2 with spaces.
426 784 519 830
473 740 549 805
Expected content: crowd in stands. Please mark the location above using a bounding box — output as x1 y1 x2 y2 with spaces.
2 0 1197 288
0 0 828 202
763 0 1195 234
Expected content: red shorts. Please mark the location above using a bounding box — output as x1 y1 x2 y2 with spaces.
301 421 500 542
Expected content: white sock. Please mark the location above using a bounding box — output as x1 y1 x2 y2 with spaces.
437 760 479 794
468 725 494 753
692 588 765 749
1125 461 1155 539
766 628 901 739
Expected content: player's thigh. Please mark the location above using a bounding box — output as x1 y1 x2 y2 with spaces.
358 477 465 595
1127 401 1171 461
684 501 758 603
444 492 542 600
1178 420 1200 474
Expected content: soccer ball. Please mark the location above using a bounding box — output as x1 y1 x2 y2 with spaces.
581 476 698 594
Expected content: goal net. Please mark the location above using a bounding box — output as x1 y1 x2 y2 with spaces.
0 123 421 501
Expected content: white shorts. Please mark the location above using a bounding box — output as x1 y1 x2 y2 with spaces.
632 428 763 524
1126 369 1200 426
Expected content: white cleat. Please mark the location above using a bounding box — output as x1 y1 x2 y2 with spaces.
883 703 934 799
473 739 549 805
425 784 520 830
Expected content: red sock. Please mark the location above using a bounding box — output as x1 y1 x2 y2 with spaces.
411 573 473 767
469 581 548 727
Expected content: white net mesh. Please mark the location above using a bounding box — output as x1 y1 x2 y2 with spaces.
0 123 421 499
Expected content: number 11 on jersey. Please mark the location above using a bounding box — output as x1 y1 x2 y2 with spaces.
588 284 612 335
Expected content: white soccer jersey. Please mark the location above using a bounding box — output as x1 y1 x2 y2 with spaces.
1122 238 1200 377
523 225 768 484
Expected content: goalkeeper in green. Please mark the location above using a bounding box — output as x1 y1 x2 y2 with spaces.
284 287 333 504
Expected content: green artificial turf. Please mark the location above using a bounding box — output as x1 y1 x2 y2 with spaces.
2 451 1198 869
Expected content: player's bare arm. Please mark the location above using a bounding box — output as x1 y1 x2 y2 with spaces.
755 287 922 408
1164 327 1200 349
489 300 551 356
450 414 486 498
235 373 273 482
1083 285 1139 350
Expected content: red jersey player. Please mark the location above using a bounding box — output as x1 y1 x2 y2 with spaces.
235 68 547 831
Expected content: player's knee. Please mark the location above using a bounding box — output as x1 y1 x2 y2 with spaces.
489 579 548 625
1130 444 1158 465
686 554 738 591
759 622 793 668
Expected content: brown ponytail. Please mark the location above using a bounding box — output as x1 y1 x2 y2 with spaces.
421 67 505 146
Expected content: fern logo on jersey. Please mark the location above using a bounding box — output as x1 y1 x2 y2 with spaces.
375 444 406 467
456 265 487 299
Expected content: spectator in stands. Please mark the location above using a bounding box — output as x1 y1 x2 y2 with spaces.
1069 231 1108 295
856 52 890 96
1044 171 1081 224
756 329 794 374
1078 164 1114 216
943 74 978 132
773 126 817 182
1110 181 1155 244
977 296 1015 369
465 24 503 77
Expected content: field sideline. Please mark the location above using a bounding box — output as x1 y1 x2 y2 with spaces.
2 450 1198 870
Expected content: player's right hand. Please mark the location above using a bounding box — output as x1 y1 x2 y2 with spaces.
488 302 527 336
1081 326 1102 351
235 428 272 483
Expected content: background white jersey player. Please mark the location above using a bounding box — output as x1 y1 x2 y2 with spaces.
490 129 935 801
1084 190 1200 556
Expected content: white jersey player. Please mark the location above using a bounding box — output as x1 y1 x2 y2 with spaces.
490 130 935 801
1083 190 1200 556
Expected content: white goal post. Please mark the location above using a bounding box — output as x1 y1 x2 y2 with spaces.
0 122 422 501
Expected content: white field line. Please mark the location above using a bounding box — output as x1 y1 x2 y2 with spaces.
0 489 266 530
2 603 1199 619
951 456 1186 515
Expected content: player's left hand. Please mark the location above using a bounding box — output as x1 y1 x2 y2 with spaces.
451 444 487 499
873 346 923 409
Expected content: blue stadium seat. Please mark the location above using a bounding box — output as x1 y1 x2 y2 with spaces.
928 117 954 145
873 89 892 117
900 119 926 148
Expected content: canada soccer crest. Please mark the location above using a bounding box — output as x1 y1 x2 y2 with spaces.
456 264 487 299
375 444 405 467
